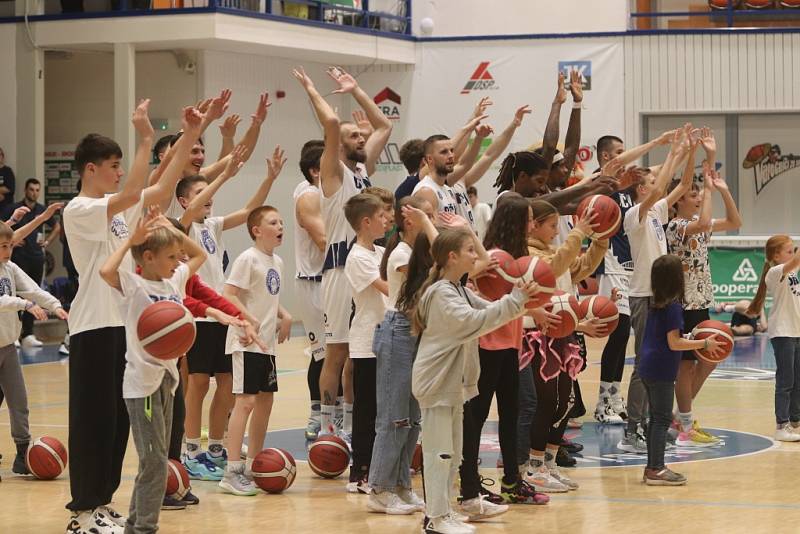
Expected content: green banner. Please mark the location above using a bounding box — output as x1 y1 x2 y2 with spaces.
709 247 766 303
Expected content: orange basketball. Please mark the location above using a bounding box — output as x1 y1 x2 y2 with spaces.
308 435 350 478
251 448 297 493
576 194 621 239
137 301 196 360
692 320 735 363
26 436 68 480
411 443 423 475
780 0 800 6
744 0 773 7
504 256 557 308
165 458 190 499
474 249 516 300
578 295 619 337
709 0 740 8
544 290 581 338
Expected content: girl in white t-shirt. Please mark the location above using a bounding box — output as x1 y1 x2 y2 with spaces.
367 196 436 515
747 235 800 442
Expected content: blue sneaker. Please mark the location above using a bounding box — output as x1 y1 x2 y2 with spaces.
207 448 228 471
183 452 224 481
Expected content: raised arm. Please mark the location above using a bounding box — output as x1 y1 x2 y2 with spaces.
638 128 687 222
682 162 714 237
539 72 567 169
217 114 241 161
293 67 342 195
561 69 583 175
612 129 675 169
452 97 492 160
665 133 698 208
161 216 207 277
710 169 742 233
12 202 63 246
222 145 286 230
446 124 491 185
296 191 326 253
180 145 247 229
100 209 156 292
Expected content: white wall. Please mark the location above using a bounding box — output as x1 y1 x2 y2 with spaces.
0 26 17 180
412 0 629 37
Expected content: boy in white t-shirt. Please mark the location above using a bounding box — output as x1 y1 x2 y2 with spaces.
177 145 285 480
99 209 207 534
343 192 390 492
219 206 292 495
619 126 694 451
63 99 216 534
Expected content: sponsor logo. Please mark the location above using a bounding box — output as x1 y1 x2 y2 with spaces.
266 268 281 296
732 258 759 282
0 277 11 296
742 143 800 195
558 60 592 90
200 228 216 255
461 62 498 94
376 142 406 173
148 294 182 304
373 87 401 121
110 215 129 239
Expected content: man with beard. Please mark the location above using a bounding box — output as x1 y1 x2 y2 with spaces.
293 66 392 448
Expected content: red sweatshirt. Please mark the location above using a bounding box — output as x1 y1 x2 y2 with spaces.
135 266 242 319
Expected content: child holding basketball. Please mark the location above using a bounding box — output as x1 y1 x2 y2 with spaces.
747 236 800 442
219 205 292 496
638 255 722 485
0 221 68 476
99 207 207 533
411 227 540 534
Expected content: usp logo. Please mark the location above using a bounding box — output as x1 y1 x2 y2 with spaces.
461 62 498 94
558 60 592 90
373 87 401 121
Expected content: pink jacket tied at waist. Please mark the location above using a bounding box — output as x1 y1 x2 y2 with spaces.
520 330 582 382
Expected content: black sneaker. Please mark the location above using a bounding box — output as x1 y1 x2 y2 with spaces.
560 438 583 454
556 447 576 468
478 477 505 505
181 490 200 505
500 479 550 505
162 495 187 510
12 452 30 475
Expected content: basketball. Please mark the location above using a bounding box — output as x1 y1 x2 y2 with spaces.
544 290 581 338
692 319 735 363
411 443 423 475
744 0 773 7
576 194 621 239
251 448 297 493
137 300 197 360
26 436 68 480
578 295 619 337
709 0 740 7
780 0 800 6
166 458 190 499
474 248 516 300
503 255 557 308
308 435 350 478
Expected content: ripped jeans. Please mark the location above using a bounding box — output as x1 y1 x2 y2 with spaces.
421 404 463 519
369 311 422 493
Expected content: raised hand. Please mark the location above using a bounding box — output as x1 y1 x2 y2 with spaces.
219 114 241 138
554 71 567 105
292 66 315 91
439 211 469 229
699 126 716 157
8 206 30 224
326 66 358 94
601 157 624 179
206 89 232 122
473 96 493 118
266 145 287 181
224 145 249 177
352 109 374 137
181 106 204 136
711 168 728 192
132 99 155 139
401 204 428 227
195 98 212 114
251 92 271 126
569 69 584 103
43 202 65 219
512 105 532 127
130 209 159 246
657 128 678 145
475 123 494 138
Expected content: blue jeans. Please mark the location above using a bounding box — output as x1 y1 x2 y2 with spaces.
771 337 800 425
368 311 421 492
642 378 674 470
517 363 537 466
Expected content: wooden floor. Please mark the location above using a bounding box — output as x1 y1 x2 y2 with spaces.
2 334 800 533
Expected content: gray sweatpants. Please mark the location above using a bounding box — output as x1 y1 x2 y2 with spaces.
0 343 30 445
626 296 652 432
124 375 175 534
421 404 463 520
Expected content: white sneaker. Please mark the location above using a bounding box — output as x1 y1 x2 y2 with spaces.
218 465 259 496
59 343 69 355
524 465 569 493
548 466 579 490
21 335 44 348
65 509 123 534
367 490 417 515
617 429 648 453
14 339 20 348
398 487 425 512
594 399 624 425
424 514 476 534
459 494 509 521
95 506 126 528
775 423 800 442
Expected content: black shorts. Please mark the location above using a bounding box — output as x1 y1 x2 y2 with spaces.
186 322 232 375
681 308 710 361
233 352 278 394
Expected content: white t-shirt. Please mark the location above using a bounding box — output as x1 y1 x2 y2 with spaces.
413 175 457 217
766 264 800 338
63 193 144 335
321 162 371 272
345 243 388 358
0 261 62 347
451 182 475 229
624 198 668 297
224 247 283 355
387 241 412 311
293 181 325 278
189 216 226 321
116 264 188 398
473 202 492 241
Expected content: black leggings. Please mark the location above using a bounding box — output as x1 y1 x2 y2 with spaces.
307 356 324 402
460 347 520 498
600 314 631 383
530 351 575 452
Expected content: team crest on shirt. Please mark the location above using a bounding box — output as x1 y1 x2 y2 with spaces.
148 294 182 304
200 228 217 254
354 175 371 191
266 268 281 295
0 277 11 296
651 218 664 241
110 216 129 239
789 273 800 297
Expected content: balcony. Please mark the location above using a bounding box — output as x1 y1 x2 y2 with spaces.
631 1 800 31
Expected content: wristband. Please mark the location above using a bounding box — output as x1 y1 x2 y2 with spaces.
572 102 583 109
703 338 709 350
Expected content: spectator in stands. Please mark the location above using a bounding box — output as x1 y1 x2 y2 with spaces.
0 147 15 217
467 186 492 241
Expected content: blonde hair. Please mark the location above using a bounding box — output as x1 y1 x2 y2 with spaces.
131 227 182 264
344 192 383 232
747 234 793 315
363 186 394 207
411 227 474 334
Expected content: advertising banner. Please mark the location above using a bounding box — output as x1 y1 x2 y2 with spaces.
709 247 765 304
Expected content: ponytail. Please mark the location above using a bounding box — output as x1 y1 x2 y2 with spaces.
411 263 443 335
746 234 793 316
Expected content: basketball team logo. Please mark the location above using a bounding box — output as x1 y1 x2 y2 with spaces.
266 268 281 295
742 142 800 195
558 60 592 90
200 228 216 254
460 62 498 94
110 216 129 239
373 87 401 120
0 277 11 296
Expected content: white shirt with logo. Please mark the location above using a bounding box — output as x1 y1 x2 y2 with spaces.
766 264 800 339
413 175 457 217
451 182 476 229
624 198 669 298
345 243 388 358
224 247 283 355
320 162 371 271
190 216 225 321
63 193 144 335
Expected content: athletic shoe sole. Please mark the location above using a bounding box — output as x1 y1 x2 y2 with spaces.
644 478 687 486
218 481 258 496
